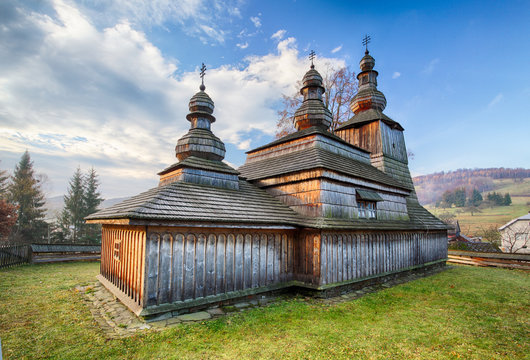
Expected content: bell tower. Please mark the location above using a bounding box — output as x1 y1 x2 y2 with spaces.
335 38 416 196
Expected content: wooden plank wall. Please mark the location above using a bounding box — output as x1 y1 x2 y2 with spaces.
144 229 295 306
319 231 447 285
100 225 146 307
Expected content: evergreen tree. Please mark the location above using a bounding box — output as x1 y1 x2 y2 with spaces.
82 168 103 243
0 165 9 198
62 167 85 243
453 188 467 207
470 188 483 206
503 193 512 206
8 151 47 243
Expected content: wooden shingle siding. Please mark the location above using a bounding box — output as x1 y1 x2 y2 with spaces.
144 228 295 306
101 225 146 307
318 231 447 285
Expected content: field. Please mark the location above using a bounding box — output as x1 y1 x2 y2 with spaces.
426 178 530 236
1 262 529 359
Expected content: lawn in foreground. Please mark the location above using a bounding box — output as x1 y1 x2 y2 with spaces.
0 262 528 359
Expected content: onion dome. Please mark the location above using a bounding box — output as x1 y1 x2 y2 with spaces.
350 50 387 114
175 85 226 161
293 64 333 131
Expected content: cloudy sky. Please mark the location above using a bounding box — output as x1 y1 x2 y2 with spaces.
1 0 529 199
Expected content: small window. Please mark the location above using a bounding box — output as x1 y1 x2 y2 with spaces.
113 238 122 262
358 201 377 219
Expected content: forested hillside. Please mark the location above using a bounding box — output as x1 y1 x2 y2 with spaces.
413 168 530 205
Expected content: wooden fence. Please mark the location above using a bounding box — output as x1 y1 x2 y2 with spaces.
0 244 31 269
448 250 530 270
30 244 101 263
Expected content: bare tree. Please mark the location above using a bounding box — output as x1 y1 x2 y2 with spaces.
275 66 357 138
500 222 530 253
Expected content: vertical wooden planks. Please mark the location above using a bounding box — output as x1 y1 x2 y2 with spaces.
225 234 235 292
183 234 195 300
259 234 267 286
252 234 260 288
244 234 252 289
320 234 328 285
195 234 206 298
173 233 184 301
274 234 281 283
234 234 244 291
267 234 274 284
215 234 226 294
206 234 216 297
158 233 172 304
147 233 160 306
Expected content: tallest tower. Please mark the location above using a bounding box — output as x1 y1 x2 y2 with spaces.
335 42 416 198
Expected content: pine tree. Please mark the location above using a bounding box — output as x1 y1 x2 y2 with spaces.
0 164 9 198
503 193 512 206
8 151 47 243
62 167 85 243
470 188 483 206
82 168 103 243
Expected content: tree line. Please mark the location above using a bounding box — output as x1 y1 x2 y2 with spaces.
414 167 530 186
413 167 528 205
437 187 511 209
0 151 103 244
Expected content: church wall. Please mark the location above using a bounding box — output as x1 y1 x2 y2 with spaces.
380 122 408 163
335 121 381 154
255 170 409 220
100 225 147 309
319 231 447 286
143 227 296 307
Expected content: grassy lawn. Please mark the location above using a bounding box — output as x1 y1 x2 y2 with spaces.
0 262 529 359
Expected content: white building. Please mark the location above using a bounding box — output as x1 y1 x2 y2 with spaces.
499 212 530 254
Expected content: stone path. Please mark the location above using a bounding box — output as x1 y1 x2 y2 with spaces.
76 265 447 338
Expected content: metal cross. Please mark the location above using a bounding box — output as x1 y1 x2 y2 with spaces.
200 63 207 85
309 50 316 68
362 34 371 51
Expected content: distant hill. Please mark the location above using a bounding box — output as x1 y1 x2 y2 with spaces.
413 168 530 206
44 196 128 221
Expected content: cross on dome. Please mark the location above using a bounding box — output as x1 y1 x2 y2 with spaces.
199 63 207 91
309 50 316 69
362 34 371 52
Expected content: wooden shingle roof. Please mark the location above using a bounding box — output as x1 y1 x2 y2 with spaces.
85 180 303 226
335 109 404 131
295 199 447 231
158 156 239 176
247 126 369 154
239 147 412 191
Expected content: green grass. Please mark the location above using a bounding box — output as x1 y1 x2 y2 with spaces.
1 262 529 359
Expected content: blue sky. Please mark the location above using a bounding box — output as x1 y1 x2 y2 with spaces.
0 0 529 199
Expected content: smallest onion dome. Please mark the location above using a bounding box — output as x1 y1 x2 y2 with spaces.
175 84 226 161
350 49 387 114
293 60 332 131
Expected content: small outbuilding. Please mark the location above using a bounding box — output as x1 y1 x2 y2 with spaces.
499 212 530 254
86 48 447 318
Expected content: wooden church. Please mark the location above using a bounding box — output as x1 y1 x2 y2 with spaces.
87 48 447 318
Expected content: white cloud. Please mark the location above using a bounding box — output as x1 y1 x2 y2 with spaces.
250 16 261 28
331 45 342 54
488 93 503 108
392 71 401 79
236 42 249 49
271 29 286 40
422 58 439 75
77 0 243 43
0 1 346 198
